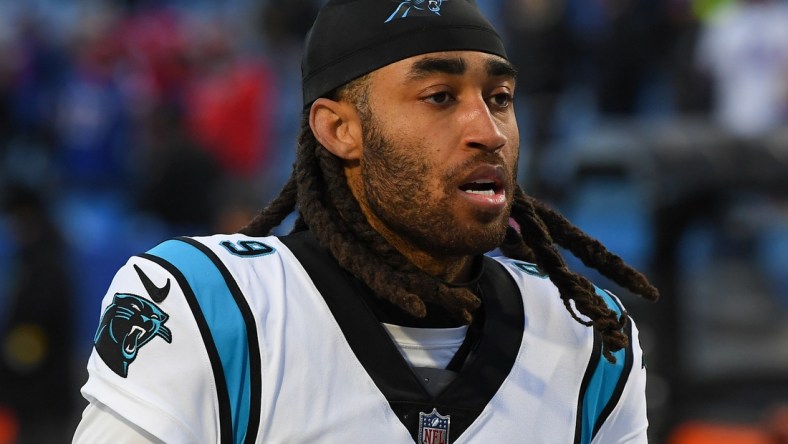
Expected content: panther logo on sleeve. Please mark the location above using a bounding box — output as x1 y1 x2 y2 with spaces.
94 293 172 377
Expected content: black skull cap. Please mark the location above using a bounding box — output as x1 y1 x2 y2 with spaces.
301 0 507 108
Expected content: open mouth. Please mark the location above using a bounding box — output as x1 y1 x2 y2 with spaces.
459 179 500 196
456 165 508 211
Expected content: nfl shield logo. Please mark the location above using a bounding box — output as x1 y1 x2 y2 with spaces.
418 408 450 444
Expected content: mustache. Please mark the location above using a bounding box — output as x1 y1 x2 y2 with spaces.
444 151 517 184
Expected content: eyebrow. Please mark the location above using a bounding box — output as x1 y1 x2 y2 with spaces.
407 57 467 81
405 56 518 82
486 59 518 80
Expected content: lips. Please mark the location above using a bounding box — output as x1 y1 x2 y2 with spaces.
457 165 508 210
458 165 505 195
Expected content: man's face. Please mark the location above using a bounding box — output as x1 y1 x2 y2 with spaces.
353 51 519 259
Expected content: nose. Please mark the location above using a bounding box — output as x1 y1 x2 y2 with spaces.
460 98 508 153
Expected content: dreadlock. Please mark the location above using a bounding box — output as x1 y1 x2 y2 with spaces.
502 188 659 361
240 78 659 363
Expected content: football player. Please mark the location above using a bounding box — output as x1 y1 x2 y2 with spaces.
74 1 659 442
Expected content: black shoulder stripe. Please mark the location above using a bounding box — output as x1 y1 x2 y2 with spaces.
139 252 235 444
573 327 602 444
574 289 635 443
175 237 262 444
592 292 634 436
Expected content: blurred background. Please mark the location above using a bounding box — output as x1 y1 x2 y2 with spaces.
0 0 787 442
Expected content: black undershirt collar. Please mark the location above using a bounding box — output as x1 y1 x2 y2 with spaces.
279 230 524 442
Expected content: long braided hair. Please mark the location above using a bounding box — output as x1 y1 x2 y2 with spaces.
240 79 659 363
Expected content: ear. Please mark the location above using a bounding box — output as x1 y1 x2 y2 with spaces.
309 98 363 160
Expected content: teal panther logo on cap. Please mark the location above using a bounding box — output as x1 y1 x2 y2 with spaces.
385 0 447 23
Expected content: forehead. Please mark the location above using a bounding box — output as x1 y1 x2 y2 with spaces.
370 51 516 83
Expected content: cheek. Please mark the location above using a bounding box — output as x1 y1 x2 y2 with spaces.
507 142 520 167
503 121 520 165
503 117 519 147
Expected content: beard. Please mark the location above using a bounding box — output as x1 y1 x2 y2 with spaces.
359 114 516 259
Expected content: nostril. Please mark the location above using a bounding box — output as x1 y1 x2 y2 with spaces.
467 141 504 153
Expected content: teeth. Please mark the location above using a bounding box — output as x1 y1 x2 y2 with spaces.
460 178 499 195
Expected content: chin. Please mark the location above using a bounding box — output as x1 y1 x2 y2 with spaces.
464 203 512 231
445 216 510 256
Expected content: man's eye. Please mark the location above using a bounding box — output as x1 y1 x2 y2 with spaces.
490 93 512 108
425 92 453 105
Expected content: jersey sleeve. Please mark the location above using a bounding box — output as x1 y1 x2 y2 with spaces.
489 257 650 442
73 402 164 444
79 254 222 443
590 291 649 444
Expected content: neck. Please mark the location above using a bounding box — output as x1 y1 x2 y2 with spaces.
376 222 477 283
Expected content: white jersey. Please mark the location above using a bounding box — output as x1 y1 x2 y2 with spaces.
78 231 648 444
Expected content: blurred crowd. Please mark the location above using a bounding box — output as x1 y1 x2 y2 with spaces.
1 0 788 442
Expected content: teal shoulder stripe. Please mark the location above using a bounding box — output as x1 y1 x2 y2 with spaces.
147 239 251 444
578 287 628 444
